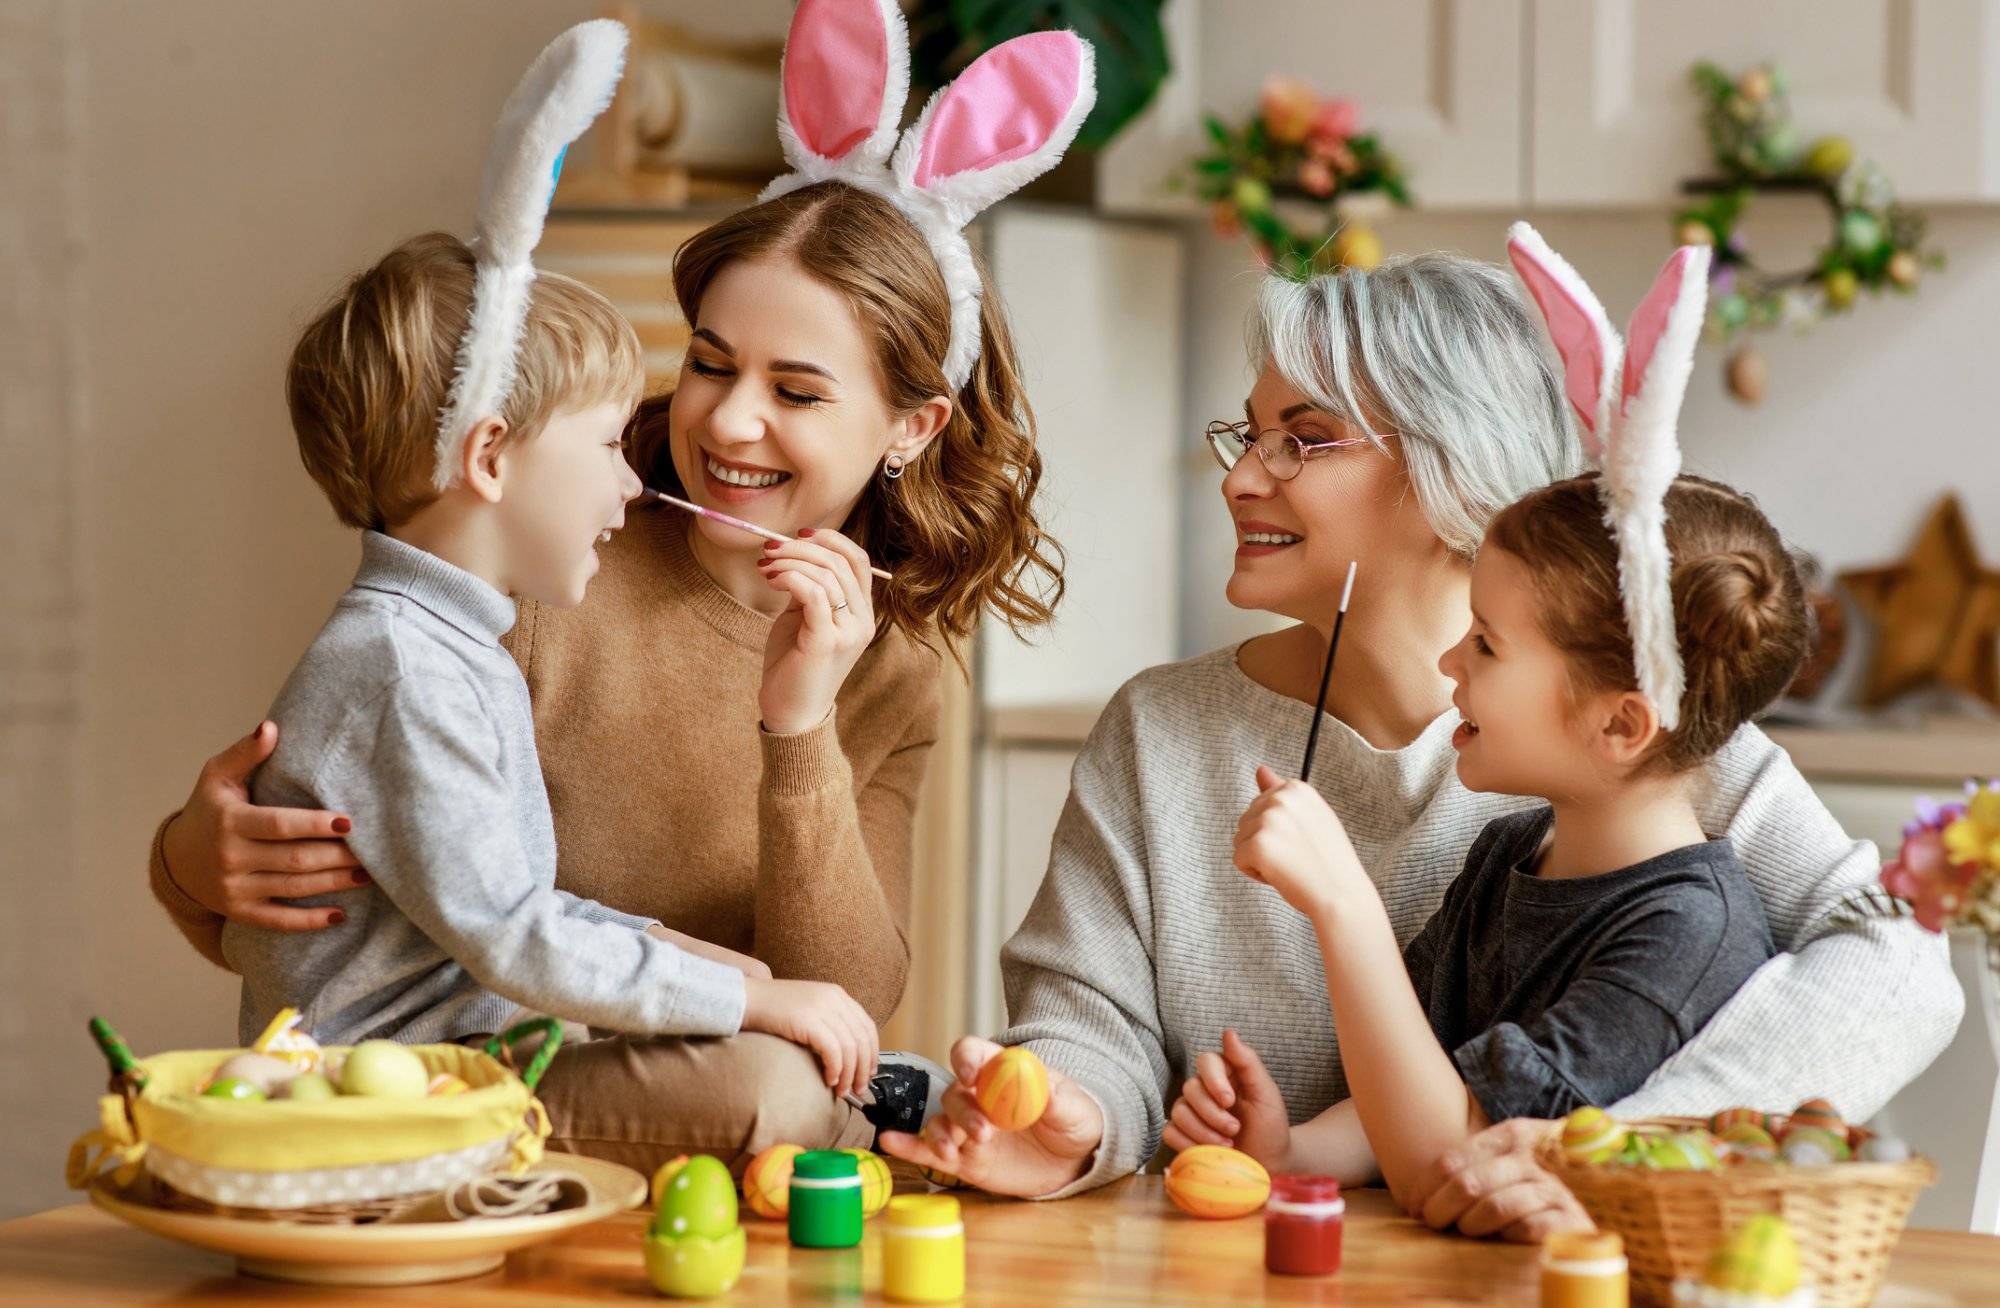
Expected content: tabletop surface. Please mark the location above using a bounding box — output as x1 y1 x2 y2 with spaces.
3 1177 1997 1306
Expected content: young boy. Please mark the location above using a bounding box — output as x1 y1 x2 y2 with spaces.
223 232 875 1095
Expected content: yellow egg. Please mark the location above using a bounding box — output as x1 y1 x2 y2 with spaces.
974 1048 1050 1133
1559 1107 1627 1165
742 1143 804 1220
843 1148 893 1218
1164 1145 1270 1219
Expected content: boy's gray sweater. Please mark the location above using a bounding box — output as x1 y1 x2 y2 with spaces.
225 531 746 1046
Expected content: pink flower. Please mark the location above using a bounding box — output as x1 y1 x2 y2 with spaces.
1881 827 1980 932
1298 158 1335 197
1308 97 1361 145
1210 200 1242 239
1261 77 1317 145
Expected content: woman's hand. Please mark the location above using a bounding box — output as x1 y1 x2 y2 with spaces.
645 923 772 980
757 529 879 737
879 1036 1106 1199
1164 1029 1293 1171
1233 765 1371 920
160 721 367 929
1406 1116 1594 1242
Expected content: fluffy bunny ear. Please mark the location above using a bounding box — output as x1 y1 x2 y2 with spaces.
763 0 909 197
1505 222 1622 462
890 31 1096 229
1601 242 1710 735
435 19 628 490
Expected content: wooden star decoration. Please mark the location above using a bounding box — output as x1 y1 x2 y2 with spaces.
1839 494 2000 710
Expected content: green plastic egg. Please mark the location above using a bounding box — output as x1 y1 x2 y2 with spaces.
650 1154 738 1241
201 1077 266 1102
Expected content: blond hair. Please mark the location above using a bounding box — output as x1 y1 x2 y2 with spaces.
630 182 1064 653
288 231 643 530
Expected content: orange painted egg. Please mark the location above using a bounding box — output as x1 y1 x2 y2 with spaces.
1784 1098 1843 1139
974 1048 1051 1132
1708 1106 1770 1135
1165 1145 1271 1219
742 1143 804 1219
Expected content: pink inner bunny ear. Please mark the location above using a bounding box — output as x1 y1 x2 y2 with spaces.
910 31 1083 187
1507 236 1613 438
782 0 892 161
1623 246 1704 408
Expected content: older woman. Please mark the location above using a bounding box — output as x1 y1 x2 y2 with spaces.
884 251 1960 1239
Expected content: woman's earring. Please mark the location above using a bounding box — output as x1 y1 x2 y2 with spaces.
883 453 906 481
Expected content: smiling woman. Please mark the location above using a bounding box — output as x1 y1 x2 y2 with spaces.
144 181 1066 1180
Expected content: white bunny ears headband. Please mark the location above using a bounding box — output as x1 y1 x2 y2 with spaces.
759 0 1097 391
1505 222 1710 733
433 20 629 492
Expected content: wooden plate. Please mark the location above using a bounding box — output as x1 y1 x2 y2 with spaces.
87 1153 645 1286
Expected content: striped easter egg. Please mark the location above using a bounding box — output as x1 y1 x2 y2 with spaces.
1783 1097 1844 1139
1165 1145 1271 1219
1708 1106 1770 1136
742 1143 804 1219
1719 1123 1779 1165
843 1148 893 1218
1559 1107 1627 1165
974 1048 1051 1132
918 1163 963 1190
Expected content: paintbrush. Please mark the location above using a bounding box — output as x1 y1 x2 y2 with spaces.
645 488 892 582
1298 561 1357 784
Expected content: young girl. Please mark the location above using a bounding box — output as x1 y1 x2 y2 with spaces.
1169 226 1812 1207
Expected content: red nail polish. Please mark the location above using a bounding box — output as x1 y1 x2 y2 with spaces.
328 910 347 927
764 539 781 551
800 528 816 537
332 817 352 834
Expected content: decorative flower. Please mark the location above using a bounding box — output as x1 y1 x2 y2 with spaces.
1945 784 2000 868
1260 76 1317 145
1298 158 1335 197
1210 199 1241 239
1882 828 1979 931
1307 97 1361 148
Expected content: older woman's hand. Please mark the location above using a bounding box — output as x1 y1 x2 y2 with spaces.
1406 1116 1594 1242
879 1036 1105 1199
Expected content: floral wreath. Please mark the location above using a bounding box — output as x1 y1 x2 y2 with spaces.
1184 76 1412 278
1674 62 1941 402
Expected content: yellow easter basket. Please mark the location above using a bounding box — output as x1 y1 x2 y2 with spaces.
67 1017 559 1220
1537 1115 1935 1308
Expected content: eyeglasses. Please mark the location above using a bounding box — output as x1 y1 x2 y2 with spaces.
1204 420 1370 481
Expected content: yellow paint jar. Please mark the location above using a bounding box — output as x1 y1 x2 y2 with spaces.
883 1194 965 1303
1540 1231 1628 1308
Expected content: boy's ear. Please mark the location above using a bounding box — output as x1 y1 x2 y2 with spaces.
459 417 510 504
1598 689 1663 767
885 394 953 468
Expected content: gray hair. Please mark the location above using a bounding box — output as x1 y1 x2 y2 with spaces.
1248 252 1584 556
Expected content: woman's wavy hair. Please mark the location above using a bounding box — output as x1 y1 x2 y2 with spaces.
628 182 1063 653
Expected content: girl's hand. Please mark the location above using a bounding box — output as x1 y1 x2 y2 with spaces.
740 976 879 1101
879 1036 1106 1199
757 529 877 737
161 721 367 929
1164 1029 1294 1171
1233 764 1370 920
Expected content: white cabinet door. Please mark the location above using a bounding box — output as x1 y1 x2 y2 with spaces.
1099 0 1527 214
972 745 1081 1035
1532 0 2000 205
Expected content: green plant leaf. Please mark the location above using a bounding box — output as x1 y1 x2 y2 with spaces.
926 0 1171 149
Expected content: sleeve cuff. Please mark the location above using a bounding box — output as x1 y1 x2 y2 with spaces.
575 898 658 934
1023 1039 1154 1200
660 951 749 1037
759 712 849 796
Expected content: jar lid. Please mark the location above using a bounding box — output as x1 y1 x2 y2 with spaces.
885 1194 962 1231
1270 1173 1342 1204
1543 1231 1624 1262
793 1150 861 1181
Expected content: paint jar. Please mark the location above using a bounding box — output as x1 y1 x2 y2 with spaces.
1540 1231 1628 1308
1263 1174 1344 1276
883 1193 966 1302
788 1149 863 1248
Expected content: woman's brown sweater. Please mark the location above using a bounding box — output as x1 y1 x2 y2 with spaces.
148 507 941 1022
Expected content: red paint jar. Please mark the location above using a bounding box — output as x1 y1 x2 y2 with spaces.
1264 1174 1344 1276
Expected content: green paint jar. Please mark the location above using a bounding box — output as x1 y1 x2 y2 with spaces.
788 1149 864 1248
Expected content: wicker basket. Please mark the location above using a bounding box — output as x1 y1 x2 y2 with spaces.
1537 1117 1935 1307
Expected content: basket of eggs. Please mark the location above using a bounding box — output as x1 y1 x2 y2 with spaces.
1536 1100 1934 1308
65 1011 561 1222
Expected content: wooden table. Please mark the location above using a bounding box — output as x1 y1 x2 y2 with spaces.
2 1179 1996 1306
